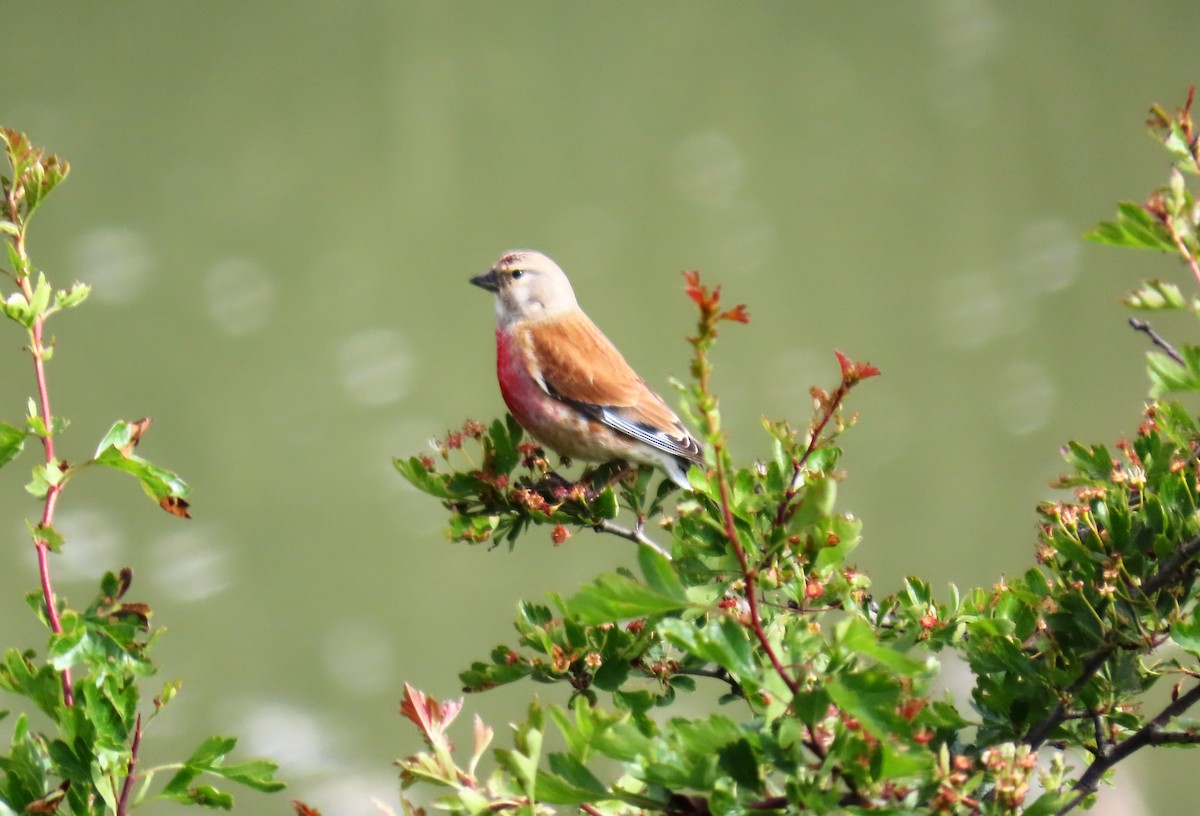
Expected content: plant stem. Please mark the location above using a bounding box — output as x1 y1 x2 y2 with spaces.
591 519 671 559
17 232 72 707
116 713 143 816
1056 682 1200 815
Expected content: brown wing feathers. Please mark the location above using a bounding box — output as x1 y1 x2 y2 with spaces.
524 314 702 463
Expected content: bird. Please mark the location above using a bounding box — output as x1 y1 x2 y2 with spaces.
470 250 704 490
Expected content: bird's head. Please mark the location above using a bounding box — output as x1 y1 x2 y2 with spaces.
470 250 579 325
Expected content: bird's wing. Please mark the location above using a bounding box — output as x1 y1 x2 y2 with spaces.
524 314 704 463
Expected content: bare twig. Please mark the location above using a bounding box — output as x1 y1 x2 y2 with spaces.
1128 318 1185 365
591 519 671 559
674 665 744 698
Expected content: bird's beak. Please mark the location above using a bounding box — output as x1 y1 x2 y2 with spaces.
470 269 499 292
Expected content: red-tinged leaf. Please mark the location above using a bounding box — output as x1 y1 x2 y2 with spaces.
293 801 323 816
469 714 494 777
25 781 69 814
720 303 751 324
834 350 881 385
120 417 153 456
400 683 463 747
116 566 133 600
160 495 191 518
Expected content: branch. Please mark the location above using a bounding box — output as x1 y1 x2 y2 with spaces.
1141 531 1200 595
1128 318 1185 365
1056 681 1200 815
116 713 142 816
674 665 744 698
1025 531 1200 750
591 519 671 559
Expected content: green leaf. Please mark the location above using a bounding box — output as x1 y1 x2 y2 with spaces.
28 272 51 319
1147 345 1200 395
1171 617 1200 657
826 670 902 741
1123 279 1188 310
205 759 285 792
394 456 456 499
716 738 760 790
637 544 686 601
91 421 190 505
0 648 65 720
1086 201 1176 251
180 784 234 810
566 573 694 624
53 282 90 311
837 617 928 677
534 754 609 804
590 486 619 520
486 418 519 474
1 291 33 327
0 421 25 468
659 616 756 681
25 461 66 499
26 520 64 552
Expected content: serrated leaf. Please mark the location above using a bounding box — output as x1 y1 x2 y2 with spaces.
205 759 284 792
53 283 90 311
1124 279 1188 310
566 573 693 624
838 617 928 677
659 616 756 681
590 486 619 520
486 418 519 474
393 456 455 499
637 544 686 600
1171 617 1200 657
1087 202 1176 251
0 421 25 468
1147 346 1200 395
91 420 190 507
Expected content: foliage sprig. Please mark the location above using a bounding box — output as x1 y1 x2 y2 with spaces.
395 88 1200 816
1 127 283 815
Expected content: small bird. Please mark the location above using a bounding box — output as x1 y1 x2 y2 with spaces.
470 250 704 489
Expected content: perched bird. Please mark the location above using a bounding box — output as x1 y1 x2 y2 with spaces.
470 250 704 489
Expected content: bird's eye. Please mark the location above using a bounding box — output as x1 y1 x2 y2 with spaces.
510 269 525 280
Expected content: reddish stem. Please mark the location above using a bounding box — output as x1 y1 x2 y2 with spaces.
773 378 853 529
715 468 799 697
116 713 142 816
19 260 73 706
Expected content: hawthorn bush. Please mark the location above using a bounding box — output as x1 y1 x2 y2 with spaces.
395 90 1200 815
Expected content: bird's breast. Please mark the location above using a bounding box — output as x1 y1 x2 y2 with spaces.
493 327 622 460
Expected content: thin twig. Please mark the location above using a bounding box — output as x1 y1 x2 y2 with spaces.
1128 318 1185 365
116 713 142 816
674 665 744 698
1141 531 1200 595
1056 682 1200 815
1024 650 1116 750
1025 531 1200 750
591 519 671 559
1166 220 1200 289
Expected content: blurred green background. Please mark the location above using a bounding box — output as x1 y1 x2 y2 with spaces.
2 3 1198 814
